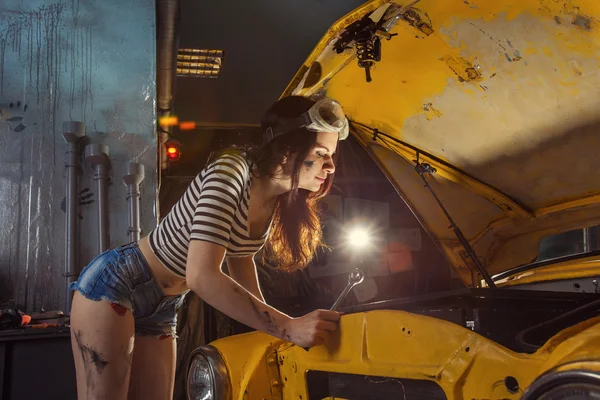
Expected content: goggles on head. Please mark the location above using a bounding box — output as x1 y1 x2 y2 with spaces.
264 98 349 142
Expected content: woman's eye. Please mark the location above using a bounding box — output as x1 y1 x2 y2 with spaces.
316 152 325 158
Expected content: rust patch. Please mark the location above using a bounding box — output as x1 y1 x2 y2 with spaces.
572 15 592 31
400 8 434 36
470 23 507 51
504 50 522 62
569 60 584 76
440 54 482 82
423 103 442 120
562 2 593 31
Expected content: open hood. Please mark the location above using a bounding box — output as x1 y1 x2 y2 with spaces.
283 0 600 285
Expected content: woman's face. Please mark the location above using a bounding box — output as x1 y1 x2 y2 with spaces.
298 131 339 192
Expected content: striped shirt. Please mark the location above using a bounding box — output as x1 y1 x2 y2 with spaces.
148 152 270 277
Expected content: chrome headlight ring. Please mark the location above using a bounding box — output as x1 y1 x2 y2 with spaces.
186 345 231 400
522 368 600 399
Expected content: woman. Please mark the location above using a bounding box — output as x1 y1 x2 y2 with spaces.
69 95 349 400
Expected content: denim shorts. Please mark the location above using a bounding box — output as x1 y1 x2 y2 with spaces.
69 242 186 338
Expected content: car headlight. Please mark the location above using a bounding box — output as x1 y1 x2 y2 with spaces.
522 368 600 399
186 345 231 400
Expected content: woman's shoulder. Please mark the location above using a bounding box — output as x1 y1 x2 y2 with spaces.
204 148 251 181
213 149 250 170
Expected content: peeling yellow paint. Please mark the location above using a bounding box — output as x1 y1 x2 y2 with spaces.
440 54 482 82
559 80 578 86
568 59 584 75
542 46 554 56
284 0 600 281
423 102 443 120
524 46 541 55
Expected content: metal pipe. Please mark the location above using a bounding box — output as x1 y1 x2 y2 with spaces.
85 144 111 252
62 121 86 313
415 162 497 289
157 0 180 171
123 163 145 242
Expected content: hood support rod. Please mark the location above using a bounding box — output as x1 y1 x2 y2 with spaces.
415 158 496 288
350 121 497 288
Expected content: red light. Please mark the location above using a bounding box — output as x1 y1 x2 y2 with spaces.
165 140 181 162
179 121 196 131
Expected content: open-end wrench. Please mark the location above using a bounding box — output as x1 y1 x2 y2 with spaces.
300 268 365 351
330 268 364 311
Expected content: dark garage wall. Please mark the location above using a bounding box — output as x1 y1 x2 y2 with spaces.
176 0 366 124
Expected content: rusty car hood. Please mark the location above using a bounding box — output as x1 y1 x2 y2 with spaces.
282 0 600 285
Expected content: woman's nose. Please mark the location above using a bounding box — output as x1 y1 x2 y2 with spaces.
323 157 335 174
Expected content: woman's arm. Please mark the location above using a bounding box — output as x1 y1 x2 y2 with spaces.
226 255 264 302
187 240 340 347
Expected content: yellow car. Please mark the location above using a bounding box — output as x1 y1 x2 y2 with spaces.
186 0 600 398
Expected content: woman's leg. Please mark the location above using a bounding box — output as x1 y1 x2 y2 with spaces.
127 335 177 400
70 292 135 400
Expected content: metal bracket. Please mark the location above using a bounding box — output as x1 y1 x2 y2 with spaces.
372 128 380 141
415 162 437 176
265 347 283 400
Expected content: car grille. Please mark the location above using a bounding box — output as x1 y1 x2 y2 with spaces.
306 370 447 400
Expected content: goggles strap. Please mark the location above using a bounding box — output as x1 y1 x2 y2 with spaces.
263 103 346 143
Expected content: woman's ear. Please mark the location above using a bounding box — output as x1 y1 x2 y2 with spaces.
278 151 291 165
278 152 295 176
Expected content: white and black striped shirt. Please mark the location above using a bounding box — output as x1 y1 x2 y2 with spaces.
148 152 270 277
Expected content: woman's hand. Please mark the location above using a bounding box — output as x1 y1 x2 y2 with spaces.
283 309 342 348
187 241 342 347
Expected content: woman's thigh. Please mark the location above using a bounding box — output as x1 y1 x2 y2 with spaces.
69 242 183 399
70 292 135 400
127 335 177 400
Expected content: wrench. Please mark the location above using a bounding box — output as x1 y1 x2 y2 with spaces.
300 268 365 351
330 268 364 311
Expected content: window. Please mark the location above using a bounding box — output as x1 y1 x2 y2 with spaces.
177 48 223 78
537 225 600 262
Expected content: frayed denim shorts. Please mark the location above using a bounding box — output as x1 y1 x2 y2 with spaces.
69 242 185 338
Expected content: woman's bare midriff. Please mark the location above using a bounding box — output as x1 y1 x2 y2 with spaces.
137 236 189 296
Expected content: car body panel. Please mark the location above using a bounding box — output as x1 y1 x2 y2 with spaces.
282 0 600 285
187 2 600 398
210 311 600 399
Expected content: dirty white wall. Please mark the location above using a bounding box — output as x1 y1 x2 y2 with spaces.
0 0 156 312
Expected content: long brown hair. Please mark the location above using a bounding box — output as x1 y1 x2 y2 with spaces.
212 96 336 270
252 96 336 271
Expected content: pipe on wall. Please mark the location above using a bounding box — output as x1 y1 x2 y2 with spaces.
157 0 180 172
62 121 86 314
85 144 111 253
123 163 145 243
